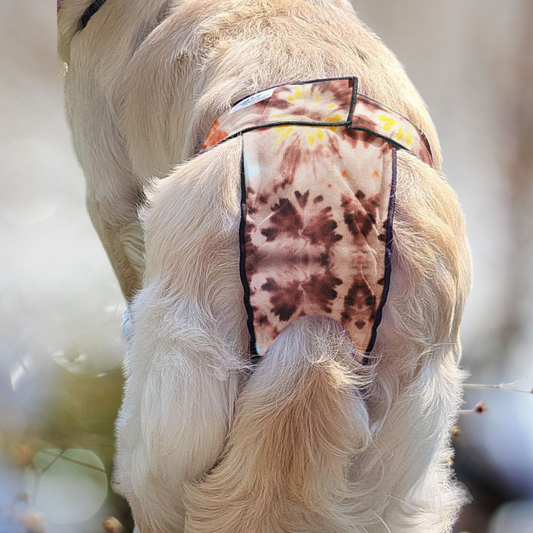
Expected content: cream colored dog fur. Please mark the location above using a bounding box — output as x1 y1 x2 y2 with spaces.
58 1 473 532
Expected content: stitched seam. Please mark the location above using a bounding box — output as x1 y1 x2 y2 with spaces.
363 146 397 362
201 122 411 156
238 136 258 357
230 76 358 108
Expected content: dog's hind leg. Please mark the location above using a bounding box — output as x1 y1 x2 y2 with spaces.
116 296 245 533
185 315 372 533
63 62 148 301
113 138 249 533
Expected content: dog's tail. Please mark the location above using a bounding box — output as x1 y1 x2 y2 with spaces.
185 315 371 533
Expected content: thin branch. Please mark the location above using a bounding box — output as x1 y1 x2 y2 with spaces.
462 375 532 394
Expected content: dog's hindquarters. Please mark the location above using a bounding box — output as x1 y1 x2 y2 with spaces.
184 149 472 533
114 131 471 533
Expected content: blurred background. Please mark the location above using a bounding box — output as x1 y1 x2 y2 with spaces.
0 0 532 531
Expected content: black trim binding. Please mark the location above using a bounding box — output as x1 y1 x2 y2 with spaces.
80 0 110 29
201 121 411 157
238 137 259 360
363 146 397 364
230 76 358 110
346 77 359 124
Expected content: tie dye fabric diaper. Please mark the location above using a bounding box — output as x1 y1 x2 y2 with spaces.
200 77 433 363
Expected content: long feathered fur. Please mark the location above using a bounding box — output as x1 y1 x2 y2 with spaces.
58 1 473 531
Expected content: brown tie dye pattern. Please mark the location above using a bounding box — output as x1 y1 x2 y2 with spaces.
200 77 433 358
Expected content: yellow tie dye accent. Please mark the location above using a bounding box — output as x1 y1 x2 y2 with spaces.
396 126 414 147
378 115 397 131
327 103 336 109
396 126 405 142
307 127 326 147
287 86 304 104
315 93 320 103
324 114 343 123
324 114 343 132
274 125 296 146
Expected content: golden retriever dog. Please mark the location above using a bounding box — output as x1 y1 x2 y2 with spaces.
58 1 473 532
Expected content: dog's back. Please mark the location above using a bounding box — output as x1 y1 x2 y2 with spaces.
58 1 472 532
